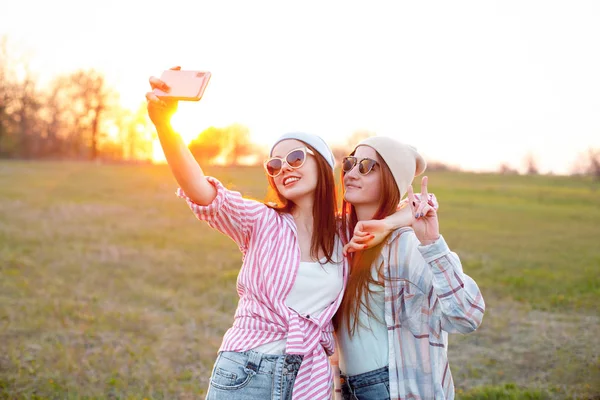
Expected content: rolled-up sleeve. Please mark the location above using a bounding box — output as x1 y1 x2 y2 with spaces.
176 176 266 254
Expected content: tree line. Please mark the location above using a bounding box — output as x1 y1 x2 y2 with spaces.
0 36 289 166
0 37 155 161
1 36 598 177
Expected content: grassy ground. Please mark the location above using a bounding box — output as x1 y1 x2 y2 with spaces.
0 160 598 399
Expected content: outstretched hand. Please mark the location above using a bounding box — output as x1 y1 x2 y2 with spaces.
145 66 181 127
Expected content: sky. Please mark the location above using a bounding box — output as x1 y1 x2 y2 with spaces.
2 0 599 174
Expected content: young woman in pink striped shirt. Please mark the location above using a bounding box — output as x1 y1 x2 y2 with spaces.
145 69 415 400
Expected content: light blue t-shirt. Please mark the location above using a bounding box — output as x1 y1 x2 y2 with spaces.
336 266 388 376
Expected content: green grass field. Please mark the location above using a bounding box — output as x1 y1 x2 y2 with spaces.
1 160 599 399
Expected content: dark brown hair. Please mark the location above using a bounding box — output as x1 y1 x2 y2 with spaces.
334 151 401 335
265 142 338 264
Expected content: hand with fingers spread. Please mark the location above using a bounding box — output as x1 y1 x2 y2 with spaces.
408 176 440 245
145 66 181 127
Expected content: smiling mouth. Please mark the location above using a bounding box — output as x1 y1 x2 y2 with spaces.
283 176 301 186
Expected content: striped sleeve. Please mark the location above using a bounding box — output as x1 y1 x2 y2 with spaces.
176 176 266 254
418 235 486 333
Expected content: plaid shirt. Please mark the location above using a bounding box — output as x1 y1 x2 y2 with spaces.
332 228 485 400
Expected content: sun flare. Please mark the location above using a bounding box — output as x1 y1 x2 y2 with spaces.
151 105 204 164
170 111 199 145
152 140 167 164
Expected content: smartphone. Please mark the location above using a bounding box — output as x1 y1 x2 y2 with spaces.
153 70 212 101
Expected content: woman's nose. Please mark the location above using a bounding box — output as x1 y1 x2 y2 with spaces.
345 164 360 179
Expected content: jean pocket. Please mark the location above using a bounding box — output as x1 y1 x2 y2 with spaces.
355 382 390 400
210 353 256 391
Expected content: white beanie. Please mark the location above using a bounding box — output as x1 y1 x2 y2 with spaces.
270 132 335 170
356 136 427 199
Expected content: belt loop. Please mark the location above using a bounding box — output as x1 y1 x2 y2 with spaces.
245 350 262 373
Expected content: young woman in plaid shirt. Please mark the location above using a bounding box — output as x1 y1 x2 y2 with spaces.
334 137 486 400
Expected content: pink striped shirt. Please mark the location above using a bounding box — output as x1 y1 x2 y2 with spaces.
177 177 347 400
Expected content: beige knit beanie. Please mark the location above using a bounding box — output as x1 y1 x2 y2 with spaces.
355 136 427 199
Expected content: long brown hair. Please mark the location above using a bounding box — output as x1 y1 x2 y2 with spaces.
334 151 401 335
265 142 339 264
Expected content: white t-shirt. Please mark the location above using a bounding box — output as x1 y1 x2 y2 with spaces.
252 258 344 354
336 266 388 376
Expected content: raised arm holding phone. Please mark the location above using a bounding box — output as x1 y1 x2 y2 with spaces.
145 66 216 205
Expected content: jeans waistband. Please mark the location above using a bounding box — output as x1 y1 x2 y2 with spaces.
340 365 389 389
219 350 303 376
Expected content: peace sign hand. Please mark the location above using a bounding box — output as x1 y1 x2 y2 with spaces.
408 176 440 245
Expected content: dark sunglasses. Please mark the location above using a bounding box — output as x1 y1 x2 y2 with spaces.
264 147 315 177
342 156 378 175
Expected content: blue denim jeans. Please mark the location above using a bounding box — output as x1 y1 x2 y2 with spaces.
340 366 390 400
206 350 303 400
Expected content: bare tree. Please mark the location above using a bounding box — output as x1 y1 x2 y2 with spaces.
524 152 539 175
103 102 155 162
227 123 253 165
37 77 70 157
589 149 600 178
0 36 18 156
122 103 155 161
14 72 41 157
570 148 600 180
54 69 117 160
74 70 116 160
0 36 139 161
499 163 519 175
0 36 45 158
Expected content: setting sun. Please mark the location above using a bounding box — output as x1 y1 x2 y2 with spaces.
151 140 166 163
170 106 203 145
151 104 211 163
